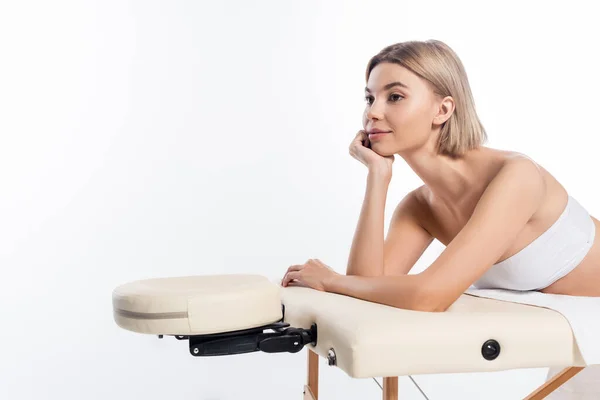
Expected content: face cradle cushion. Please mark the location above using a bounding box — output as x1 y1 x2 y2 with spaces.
113 274 283 336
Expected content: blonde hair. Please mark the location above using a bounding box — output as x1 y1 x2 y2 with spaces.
365 40 487 158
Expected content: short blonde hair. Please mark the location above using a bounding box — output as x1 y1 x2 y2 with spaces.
365 40 487 158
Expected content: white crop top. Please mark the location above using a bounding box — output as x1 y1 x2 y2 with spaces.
472 195 596 291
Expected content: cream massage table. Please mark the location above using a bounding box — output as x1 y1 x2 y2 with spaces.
112 274 587 399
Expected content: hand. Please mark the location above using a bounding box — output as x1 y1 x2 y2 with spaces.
281 258 340 291
348 130 395 177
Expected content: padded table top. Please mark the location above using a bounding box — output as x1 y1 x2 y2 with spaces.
282 286 584 377
112 274 584 378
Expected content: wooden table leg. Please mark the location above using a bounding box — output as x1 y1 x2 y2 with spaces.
303 385 317 400
303 349 319 400
383 377 398 400
524 367 584 399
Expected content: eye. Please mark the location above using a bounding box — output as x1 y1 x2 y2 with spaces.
364 93 404 105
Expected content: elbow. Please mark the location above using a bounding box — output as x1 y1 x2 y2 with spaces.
426 303 451 312
411 298 446 313
412 275 451 312
413 297 449 313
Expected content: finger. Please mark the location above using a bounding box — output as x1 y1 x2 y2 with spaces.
351 130 364 144
350 131 365 151
282 271 301 286
360 133 368 144
356 132 373 151
287 264 304 273
283 276 299 287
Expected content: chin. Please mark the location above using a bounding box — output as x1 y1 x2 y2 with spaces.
372 147 393 157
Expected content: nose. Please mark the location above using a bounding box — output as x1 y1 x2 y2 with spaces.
365 99 383 121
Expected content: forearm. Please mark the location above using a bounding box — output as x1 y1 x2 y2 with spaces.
346 170 391 277
324 273 432 311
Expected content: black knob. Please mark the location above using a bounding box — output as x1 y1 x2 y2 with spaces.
481 339 500 360
327 348 337 366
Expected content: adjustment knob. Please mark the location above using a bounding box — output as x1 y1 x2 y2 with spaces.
482 339 501 360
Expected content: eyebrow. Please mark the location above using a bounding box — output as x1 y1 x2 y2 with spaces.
364 81 409 93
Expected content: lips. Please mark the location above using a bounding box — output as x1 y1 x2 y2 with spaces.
368 133 389 142
367 129 391 134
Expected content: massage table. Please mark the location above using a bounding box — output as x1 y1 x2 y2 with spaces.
112 274 588 399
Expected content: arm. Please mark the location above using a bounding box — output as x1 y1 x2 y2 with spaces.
325 273 427 311
383 187 434 275
346 174 434 277
345 169 391 277
417 158 544 311
327 158 544 312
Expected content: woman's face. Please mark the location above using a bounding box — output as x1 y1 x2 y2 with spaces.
362 62 442 155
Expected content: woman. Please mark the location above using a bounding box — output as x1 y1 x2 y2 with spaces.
281 40 600 398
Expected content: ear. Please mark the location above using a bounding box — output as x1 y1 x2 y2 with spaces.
433 96 455 126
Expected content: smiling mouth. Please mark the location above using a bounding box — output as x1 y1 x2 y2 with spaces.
368 132 390 140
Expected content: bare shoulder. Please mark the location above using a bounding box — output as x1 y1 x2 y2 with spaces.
500 151 560 188
498 153 545 180
391 185 430 220
407 185 436 230
477 153 546 214
498 151 568 223
387 185 434 228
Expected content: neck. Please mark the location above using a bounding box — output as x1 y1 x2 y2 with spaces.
398 136 486 207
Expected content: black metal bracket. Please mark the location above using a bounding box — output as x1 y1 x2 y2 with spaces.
157 319 317 358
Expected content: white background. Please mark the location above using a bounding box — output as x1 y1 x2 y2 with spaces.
1 1 598 399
